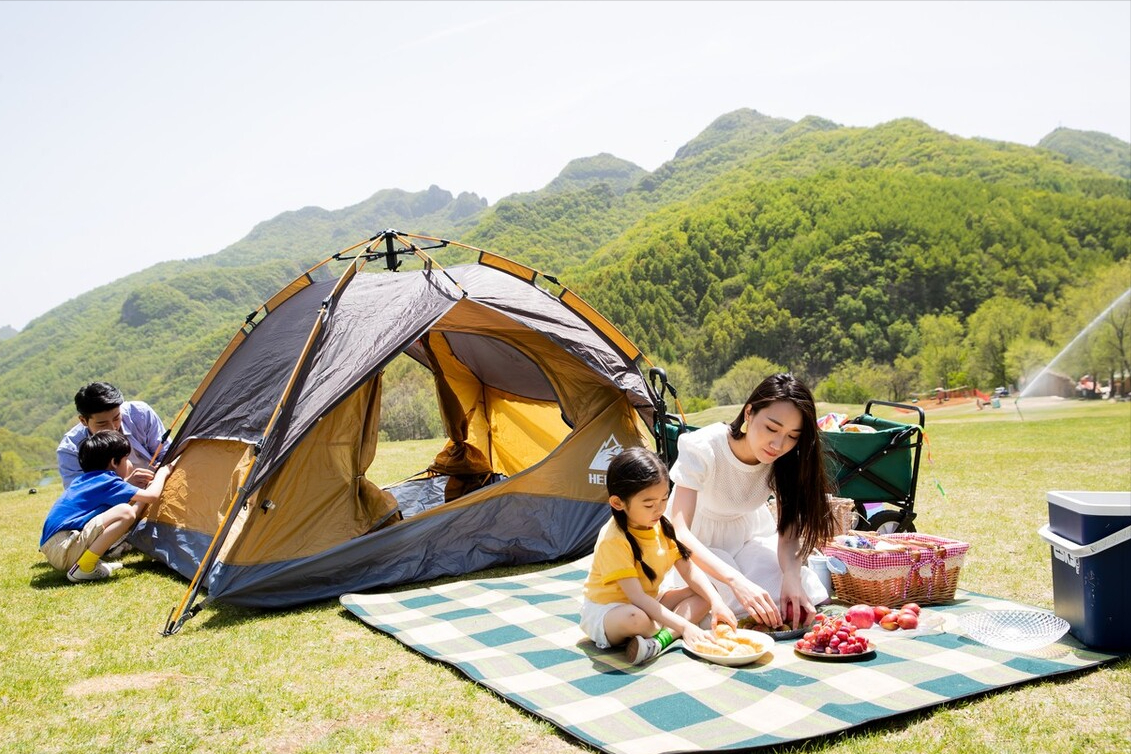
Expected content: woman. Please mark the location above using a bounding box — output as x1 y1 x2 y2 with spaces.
665 373 836 629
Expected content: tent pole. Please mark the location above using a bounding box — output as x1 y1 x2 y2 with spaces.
163 260 359 635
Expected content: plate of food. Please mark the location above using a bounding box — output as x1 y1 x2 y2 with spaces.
684 624 774 666
793 642 876 661
737 604 843 640
736 616 807 641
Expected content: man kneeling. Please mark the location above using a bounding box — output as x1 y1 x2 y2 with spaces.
39 430 171 583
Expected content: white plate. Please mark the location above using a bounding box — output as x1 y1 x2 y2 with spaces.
959 610 1069 651
683 629 774 666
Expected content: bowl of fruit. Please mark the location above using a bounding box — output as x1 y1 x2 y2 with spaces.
793 614 875 660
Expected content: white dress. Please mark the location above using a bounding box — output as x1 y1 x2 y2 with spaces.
663 422 828 613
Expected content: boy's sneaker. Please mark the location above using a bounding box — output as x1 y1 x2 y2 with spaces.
66 561 115 583
625 635 663 665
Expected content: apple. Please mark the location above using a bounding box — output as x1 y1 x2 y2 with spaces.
783 603 812 627
872 605 892 622
896 610 919 630
846 604 876 629
879 611 901 630
901 602 921 615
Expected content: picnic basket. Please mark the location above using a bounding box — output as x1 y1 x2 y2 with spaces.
822 531 970 606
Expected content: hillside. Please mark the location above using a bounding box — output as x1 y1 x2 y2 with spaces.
1039 127 1131 180
0 109 1128 487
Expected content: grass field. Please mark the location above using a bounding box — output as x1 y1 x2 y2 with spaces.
1 398 1128 754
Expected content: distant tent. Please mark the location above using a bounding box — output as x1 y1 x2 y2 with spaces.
135 231 662 634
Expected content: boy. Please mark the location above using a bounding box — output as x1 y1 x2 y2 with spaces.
40 430 172 582
57 382 165 489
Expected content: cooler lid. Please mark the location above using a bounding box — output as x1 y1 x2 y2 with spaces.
1047 490 1131 517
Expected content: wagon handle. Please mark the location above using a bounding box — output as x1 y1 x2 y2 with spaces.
865 399 925 427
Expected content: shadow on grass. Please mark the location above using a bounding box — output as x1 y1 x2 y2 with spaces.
27 552 189 589
195 597 342 631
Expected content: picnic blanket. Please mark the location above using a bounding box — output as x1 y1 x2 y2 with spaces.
340 558 1121 754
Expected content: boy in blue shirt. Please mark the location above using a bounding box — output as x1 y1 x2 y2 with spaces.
40 430 172 582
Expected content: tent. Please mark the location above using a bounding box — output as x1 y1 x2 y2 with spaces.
135 231 661 633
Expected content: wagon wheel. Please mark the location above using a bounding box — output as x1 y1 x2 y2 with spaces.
867 509 916 534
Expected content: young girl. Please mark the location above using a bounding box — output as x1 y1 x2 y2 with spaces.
665 373 836 630
581 446 735 664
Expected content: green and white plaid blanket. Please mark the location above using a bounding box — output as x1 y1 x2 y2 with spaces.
340 558 1120 754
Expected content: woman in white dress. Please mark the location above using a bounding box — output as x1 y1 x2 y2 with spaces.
666 373 836 629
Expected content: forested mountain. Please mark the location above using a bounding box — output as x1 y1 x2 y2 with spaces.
1 108 1128 488
1039 127 1131 180
0 326 16 341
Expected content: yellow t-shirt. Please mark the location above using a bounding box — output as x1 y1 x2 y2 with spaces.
583 517 683 604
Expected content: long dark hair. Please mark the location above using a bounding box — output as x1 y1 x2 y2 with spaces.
728 373 834 553
606 446 690 582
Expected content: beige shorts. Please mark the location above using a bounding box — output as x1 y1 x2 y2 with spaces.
40 514 106 572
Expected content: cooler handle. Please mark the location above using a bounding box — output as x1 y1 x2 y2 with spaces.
1037 524 1131 559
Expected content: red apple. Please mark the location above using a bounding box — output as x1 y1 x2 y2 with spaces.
879 612 900 630
872 605 892 622
846 604 876 629
896 610 919 630
783 603 812 627
901 602 921 615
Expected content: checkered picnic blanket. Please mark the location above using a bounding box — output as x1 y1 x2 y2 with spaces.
340 558 1120 754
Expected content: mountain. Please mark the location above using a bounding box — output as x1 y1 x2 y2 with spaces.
0 109 1128 485
0 326 16 341
464 109 828 271
540 154 646 196
1038 127 1131 180
206 184 489 269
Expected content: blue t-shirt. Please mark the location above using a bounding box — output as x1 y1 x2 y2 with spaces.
39 470 140 547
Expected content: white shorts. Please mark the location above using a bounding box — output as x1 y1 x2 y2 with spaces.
580 599 627 649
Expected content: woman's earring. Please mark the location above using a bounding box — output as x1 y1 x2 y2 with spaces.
739 420 748 434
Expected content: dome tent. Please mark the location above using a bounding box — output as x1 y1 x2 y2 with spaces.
139 231 660 634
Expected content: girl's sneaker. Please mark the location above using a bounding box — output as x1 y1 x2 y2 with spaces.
625 635 663 665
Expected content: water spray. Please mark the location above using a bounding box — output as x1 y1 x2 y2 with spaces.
1014 286 1131 421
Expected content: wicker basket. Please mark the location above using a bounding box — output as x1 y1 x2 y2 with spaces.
828 496 858 537
822 531 970 606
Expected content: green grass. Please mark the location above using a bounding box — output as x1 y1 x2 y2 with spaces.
2 399 1128 753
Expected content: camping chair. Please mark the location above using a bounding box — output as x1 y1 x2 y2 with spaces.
821 400 925 534
649 368 688 467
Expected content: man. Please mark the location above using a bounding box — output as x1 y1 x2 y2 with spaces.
57 382 165 489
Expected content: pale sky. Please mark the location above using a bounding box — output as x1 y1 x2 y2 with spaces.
1 1 1128 331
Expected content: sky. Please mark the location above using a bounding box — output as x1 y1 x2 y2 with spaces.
1 1 1129 331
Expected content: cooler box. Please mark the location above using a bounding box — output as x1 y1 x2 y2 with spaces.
1038 491 1131 651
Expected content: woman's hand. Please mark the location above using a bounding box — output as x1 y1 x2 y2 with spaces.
779 571 815 629
731 575 782 627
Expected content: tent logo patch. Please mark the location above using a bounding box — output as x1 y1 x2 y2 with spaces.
588 434 622 485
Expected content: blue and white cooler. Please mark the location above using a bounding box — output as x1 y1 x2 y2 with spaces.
1038 490 1131 651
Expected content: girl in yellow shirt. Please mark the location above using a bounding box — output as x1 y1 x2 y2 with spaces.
581 446 735 664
